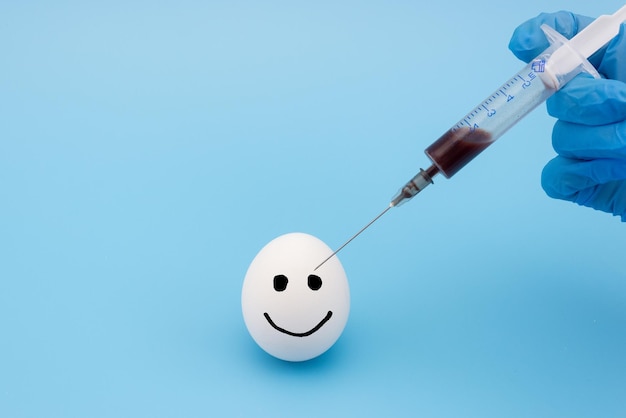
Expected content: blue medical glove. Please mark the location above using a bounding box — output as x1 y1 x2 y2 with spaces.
509 11 626 221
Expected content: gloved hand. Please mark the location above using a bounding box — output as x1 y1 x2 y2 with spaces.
509 11 626 221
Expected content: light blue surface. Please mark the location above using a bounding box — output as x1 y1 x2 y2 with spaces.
1 1 625 417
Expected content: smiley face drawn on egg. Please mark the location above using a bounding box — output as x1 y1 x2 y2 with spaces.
263 274 332 337
241 233 350 362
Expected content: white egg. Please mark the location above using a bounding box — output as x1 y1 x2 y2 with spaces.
241 232 350 362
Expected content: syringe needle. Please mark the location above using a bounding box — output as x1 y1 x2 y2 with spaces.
314 205 392 271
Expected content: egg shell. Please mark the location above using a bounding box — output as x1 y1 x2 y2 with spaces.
241 232 350 362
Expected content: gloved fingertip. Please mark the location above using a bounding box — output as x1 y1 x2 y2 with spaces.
509 14 551 63
541 157 576 201
542 158 626 220
509 11 594 63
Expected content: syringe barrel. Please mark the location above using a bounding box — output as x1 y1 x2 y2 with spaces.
425 59 556 178
425 24 599 179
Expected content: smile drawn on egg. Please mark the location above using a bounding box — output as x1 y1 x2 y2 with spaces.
263 311 333 337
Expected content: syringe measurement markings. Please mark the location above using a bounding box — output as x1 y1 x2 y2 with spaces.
455 70 539 133
453 67 548 136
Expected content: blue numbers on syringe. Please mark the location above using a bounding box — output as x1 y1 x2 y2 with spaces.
449 56 555 141
450 56 550 136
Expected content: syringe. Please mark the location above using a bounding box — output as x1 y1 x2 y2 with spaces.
315 5 626 271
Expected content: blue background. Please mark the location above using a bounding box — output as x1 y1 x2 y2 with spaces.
2 1 625 417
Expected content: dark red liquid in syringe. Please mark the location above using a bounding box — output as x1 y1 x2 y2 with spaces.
425 128 494 178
